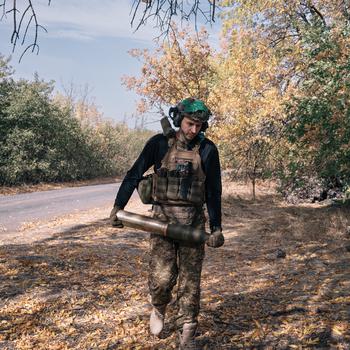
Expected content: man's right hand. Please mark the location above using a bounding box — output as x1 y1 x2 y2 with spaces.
109 206 124 228
206 227 224 248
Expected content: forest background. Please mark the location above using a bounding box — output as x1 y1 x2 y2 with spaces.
1 0 350 203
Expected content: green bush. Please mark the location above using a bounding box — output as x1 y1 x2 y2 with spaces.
0 56 154 186
281 20 350 199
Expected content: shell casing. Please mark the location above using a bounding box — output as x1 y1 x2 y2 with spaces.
116 210 209 243
117 210 168 236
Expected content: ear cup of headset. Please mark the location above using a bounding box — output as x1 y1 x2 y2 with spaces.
169 103 210 130
168 106 182 127
173 114 182 127
173 101 186 127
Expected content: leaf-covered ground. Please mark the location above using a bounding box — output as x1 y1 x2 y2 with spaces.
1 182 349 349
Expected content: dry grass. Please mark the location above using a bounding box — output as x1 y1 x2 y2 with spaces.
0 181 349 349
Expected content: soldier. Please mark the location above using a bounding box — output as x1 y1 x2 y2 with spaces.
110 98 224 349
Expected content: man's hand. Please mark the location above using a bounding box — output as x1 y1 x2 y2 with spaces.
206 227 224 248
109 206 124 228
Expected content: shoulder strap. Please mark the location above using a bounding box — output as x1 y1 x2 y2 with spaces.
168 136 176 148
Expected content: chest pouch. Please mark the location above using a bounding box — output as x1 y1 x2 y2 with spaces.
175 161 193 177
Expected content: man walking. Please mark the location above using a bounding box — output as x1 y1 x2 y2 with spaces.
110 98 224 349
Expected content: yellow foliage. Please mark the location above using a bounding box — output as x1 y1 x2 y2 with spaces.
122 24 215 113
209 27 291 183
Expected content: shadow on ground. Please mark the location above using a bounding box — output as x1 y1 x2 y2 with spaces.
0 187 349 349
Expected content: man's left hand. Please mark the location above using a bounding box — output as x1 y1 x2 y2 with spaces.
206 228 224 248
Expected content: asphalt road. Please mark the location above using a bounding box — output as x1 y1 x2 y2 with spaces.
0 183 123 232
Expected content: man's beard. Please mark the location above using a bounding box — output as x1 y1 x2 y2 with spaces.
177 129 192 144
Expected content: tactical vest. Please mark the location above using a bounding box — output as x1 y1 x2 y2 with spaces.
152 137 206 206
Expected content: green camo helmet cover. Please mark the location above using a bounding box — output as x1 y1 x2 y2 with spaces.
178 98 211 123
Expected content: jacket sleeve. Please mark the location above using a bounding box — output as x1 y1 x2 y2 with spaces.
114 136 158 209
203 145 222 230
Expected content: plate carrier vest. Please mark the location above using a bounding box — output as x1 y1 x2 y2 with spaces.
152 137 206 206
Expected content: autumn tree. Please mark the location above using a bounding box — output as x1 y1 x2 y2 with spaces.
53 83 103 127
218 0 350 109
122 25 215 115
123 20 290 200
203 1 310 199
208 29 291 199
216 0 350 198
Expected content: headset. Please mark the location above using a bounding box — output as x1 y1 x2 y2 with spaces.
168 102 210 132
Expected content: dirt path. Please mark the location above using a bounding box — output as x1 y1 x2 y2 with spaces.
0 182 349 349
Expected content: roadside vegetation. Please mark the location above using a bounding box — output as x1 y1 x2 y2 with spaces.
0 55 154 187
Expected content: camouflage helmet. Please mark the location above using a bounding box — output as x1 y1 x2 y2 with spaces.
169 98 211 129
178 98 211 123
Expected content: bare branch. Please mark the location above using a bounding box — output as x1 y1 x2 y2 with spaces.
2 0 217 59
22 13 33 45
19 42 39 61
309 5 326 26
131 0 217 37
1 0 50 61
18 5 30 43
0 1 5 21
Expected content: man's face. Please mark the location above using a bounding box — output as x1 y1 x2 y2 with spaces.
180 116 203 141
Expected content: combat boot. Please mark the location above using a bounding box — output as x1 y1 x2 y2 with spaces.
178 322 198 350
149 305 166 336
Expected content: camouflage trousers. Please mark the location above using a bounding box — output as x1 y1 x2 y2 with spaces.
148 204 205 329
